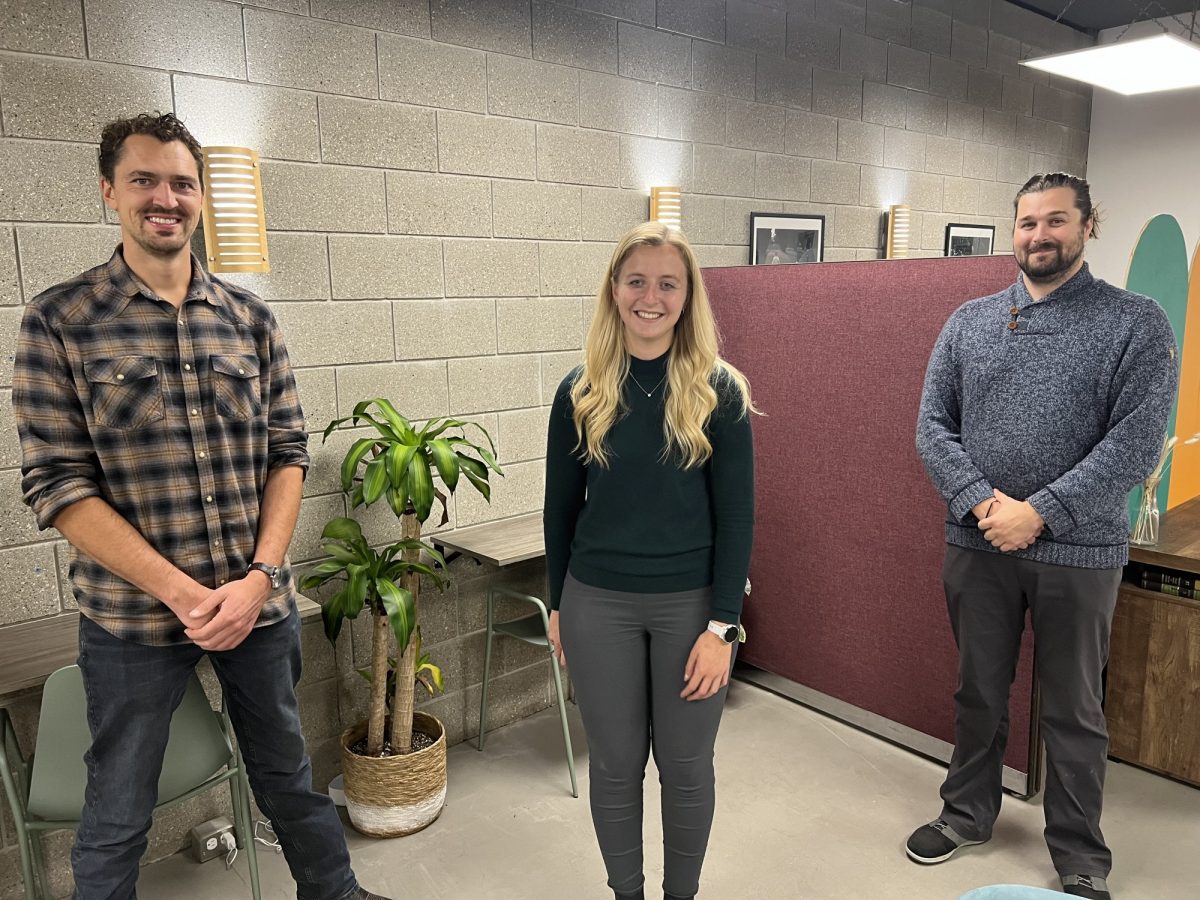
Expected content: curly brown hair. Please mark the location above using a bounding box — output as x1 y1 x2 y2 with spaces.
98 112 204 188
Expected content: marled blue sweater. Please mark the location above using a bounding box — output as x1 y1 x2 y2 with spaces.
917 264 1179 569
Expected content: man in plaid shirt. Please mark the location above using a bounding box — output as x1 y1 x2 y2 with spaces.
13 113 391 900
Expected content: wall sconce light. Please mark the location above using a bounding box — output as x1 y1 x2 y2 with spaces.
885 204 912 259
650 186 682 230
201 146 270 273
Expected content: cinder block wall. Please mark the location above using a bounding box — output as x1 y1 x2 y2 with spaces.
0 0 1093 895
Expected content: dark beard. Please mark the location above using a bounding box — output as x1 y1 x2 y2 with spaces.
1017 240 1083 283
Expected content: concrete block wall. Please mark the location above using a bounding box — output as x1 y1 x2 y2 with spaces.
0 0 1093 894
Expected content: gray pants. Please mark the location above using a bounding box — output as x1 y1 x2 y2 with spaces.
559 573 731 899
939 545 1121 877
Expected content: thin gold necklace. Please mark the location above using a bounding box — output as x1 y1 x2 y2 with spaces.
627 371 667 397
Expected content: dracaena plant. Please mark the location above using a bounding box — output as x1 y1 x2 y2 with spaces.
300 399 501 756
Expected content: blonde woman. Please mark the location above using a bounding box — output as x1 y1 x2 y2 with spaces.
544 223 756 900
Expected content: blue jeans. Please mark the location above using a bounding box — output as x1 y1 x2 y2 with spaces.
72 608 359 900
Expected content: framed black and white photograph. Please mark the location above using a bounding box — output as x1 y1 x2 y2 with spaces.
944 223 996 257
750 213 825 265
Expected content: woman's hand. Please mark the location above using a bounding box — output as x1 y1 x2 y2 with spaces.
681 631 733 701
548 609 566 668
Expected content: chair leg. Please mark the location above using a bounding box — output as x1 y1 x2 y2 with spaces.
548 651 578 798
477 625 494 751
29 830 50 900
236 762 262 900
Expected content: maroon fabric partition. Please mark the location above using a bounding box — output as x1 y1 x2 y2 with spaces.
705 256 1037 775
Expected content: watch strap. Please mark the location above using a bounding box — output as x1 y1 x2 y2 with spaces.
707 620 739 643
247 561 280 588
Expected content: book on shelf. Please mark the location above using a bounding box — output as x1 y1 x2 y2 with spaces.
1126 562 1200 598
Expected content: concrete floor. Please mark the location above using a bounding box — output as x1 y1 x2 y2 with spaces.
137 681 1200 899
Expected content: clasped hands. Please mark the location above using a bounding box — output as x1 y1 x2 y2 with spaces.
973 489 1044 552
179 574 272 651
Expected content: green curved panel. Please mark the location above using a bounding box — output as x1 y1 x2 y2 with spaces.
1125 214 1189 523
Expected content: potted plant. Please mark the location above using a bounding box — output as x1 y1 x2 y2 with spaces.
300 399 501 836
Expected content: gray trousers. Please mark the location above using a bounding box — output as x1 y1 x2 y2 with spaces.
559 573 732 899
939 545 1121 877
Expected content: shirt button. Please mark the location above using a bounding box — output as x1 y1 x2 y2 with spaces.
1007 321 1018 330
116 373 125 381
198 451 207 459
183 363 192 371
219 579 226 585
238 368 245 375
1009 306 1019 315
213 539 221 547
205 495 213 503
191 408 199 415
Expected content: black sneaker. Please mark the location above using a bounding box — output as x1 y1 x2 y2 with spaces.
354 889 394 900
905 818 987 864
1062 874 1111 898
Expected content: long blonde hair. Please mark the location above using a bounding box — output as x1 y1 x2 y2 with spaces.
571 222 755 469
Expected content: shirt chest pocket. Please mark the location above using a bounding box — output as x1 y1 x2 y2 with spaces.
210 355 262 421
83 357 164 430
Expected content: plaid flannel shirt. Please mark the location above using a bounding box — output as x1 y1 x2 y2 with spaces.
13 247 309 645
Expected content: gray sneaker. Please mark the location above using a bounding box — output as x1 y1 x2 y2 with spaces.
1062 874 1111 898
905 819 987 864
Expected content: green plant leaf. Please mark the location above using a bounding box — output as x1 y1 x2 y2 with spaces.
339 438 378 493
377 578 415 653
345 565 369 616
322 517 364 543
416 660 445 695
324 542 361 565
350 401 404 442
385 485 409 518
477 445 503 476
456 453 491 502
322 414 357 441
349 482 365 509
423 542 448 571
427 438 461 489
366 398 416 442
386 442 418 490
383 559 447 592
321 590 345 643
362 456 388 505
407 452 435 522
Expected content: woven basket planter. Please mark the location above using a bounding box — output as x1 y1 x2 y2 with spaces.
340 711 447 837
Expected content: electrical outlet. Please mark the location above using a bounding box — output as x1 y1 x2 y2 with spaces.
188 816 236 863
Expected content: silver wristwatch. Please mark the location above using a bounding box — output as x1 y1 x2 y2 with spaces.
246 561 282 589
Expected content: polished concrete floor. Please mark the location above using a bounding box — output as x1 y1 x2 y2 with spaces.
138 681 1200 899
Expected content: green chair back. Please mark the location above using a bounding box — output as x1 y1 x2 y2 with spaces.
27 666 232 820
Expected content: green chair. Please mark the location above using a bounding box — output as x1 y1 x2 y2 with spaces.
477 587 578 798
0 665 261 900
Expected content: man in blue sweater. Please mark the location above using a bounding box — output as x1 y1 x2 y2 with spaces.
909 173 1179 900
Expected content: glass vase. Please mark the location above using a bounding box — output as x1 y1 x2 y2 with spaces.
1130 478 1160 546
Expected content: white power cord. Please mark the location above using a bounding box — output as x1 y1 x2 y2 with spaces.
254 820 282 853
219 831 238 870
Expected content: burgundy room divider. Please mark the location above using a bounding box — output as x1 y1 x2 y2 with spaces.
705 255 1039 792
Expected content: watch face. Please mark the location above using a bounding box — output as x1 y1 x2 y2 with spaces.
723 625 738 643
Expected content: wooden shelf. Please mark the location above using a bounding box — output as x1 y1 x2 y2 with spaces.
1106 510 1200 787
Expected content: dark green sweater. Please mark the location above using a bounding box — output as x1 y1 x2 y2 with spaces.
543 351 755 622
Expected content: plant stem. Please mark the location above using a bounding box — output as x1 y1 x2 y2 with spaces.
367 608 390 755
389 509 421 753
